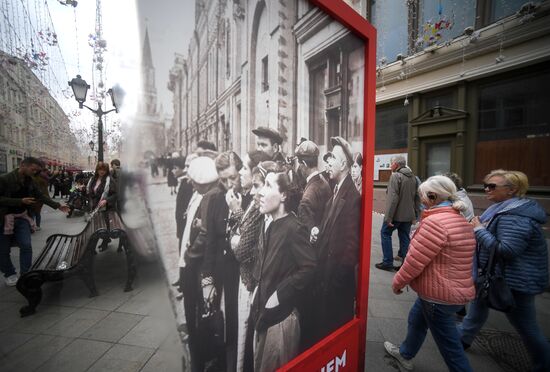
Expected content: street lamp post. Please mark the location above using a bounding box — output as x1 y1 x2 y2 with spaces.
68 75 124 162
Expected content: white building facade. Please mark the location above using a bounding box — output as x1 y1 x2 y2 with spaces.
0 52 83 174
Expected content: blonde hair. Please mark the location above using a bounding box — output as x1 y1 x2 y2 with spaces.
484 169 529 197
418 175 466 212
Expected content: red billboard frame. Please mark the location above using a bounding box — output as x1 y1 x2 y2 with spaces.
279 1 376 371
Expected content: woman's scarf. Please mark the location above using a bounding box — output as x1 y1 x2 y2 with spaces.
479 197 529 224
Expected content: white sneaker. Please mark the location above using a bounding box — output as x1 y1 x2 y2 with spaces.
384 341 414 371
5 274 18 287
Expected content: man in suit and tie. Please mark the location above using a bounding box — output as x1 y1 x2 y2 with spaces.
313 136 361 341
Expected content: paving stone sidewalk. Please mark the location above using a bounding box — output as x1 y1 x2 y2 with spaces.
0 197 184 372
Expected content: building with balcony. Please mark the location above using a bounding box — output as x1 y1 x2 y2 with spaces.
168 0 365 158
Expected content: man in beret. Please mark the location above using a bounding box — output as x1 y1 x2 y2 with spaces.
313 136 361 342
293 139 332 350
178 156 220 372
252 126 286 163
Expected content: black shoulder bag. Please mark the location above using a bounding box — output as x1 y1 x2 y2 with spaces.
475 243 516 312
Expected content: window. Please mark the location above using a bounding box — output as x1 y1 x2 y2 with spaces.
376 102 409 150
226 25 231 79
347 47 364 142
261 55 269 92
309 63 327 146
426 141 451 176
328 54 342 88
424 91 454 109
478 70 550 141
370 0 408 64
0 152 6 174
417 0 476 48
489 0 542 24
475 67 550 186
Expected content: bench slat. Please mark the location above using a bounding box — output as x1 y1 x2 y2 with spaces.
35 236 63 270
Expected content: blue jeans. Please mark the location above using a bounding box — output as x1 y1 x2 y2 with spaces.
0 219 33 277
380 221 411 266
400 297 473 372
458 292 550 372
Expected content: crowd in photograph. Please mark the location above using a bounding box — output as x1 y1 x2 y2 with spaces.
167 127 361 372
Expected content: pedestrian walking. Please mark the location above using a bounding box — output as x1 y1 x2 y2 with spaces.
384 175 476 372
444 172 474 222
167 166 178 195
376 155 420 271
458 170 550 372
0 158 69 286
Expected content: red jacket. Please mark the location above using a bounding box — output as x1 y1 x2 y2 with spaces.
393 206 476 305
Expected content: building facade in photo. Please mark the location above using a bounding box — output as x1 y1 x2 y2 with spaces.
167 0 365 158
0 51 83 173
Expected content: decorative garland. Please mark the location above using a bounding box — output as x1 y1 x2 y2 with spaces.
57 0 78 8
15 46 49 70
38 28 58 46
416 1 454 48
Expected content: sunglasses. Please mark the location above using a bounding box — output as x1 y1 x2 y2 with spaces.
427 193 437 201
483 183 507 190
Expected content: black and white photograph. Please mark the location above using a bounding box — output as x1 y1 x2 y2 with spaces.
1 0 550 371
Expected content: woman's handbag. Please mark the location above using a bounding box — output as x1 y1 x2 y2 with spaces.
475 244 516 312
197 283 225 363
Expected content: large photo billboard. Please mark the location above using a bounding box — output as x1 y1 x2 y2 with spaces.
127 0 376 370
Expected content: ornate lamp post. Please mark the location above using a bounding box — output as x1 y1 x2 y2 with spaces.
68 75 124 162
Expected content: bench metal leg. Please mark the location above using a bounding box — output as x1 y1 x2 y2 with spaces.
16 272 44 317
121 235 137 292
79 245 99 297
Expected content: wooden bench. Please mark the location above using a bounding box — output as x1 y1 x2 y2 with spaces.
16 210 137 317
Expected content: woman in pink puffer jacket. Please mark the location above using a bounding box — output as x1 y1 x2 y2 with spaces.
383 175 476 372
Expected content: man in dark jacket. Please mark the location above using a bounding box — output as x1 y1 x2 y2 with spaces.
293 139 332 350
376 155 420 271
178 156 219 372
313 137 361 342
0 157 69 286
294 140 332 236
201 151 242 372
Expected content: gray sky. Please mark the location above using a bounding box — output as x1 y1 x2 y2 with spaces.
136 0 195 119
